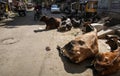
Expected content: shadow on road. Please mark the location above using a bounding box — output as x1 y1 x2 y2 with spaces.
33 28 58 33
34 29 46 32
56 47 94 74
1 11 45 28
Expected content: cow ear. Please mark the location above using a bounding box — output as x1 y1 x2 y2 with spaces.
96 53 103 59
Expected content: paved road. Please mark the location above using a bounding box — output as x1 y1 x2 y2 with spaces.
0 10 119 76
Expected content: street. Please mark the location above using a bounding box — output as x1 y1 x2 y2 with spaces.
0 9 120 76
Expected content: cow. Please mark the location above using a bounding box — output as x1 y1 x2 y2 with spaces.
81 22 94 34
40 16 61 30
57 26 98 63
93 36 120 76
57 18 72 32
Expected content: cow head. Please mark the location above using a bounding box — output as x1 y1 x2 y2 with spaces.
57 18 72 32
60 39 96 63
40 16 49 22
105 35 120 51
81 22 94 33
103 17 112 26
94 52 117 71
62 40 86 63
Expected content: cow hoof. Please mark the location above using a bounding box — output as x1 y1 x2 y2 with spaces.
56 45 65 55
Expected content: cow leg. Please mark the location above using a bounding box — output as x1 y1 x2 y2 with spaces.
57 45 65 56
100 67 119 76
46 26 50 30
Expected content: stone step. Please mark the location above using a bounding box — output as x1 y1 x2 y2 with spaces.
110 24 120 30
98 29 115 39
91 23 104 32
98 24 120 39
116 29 120 36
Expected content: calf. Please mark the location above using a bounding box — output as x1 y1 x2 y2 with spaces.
93 48 120 76
40 16 61 30
40 15 49 22
105 35 120 51
57 26 98 63
93 36 120 76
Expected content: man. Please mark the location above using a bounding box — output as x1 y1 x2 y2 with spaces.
34 4 42 13
18 1 26 16
34 4 42 20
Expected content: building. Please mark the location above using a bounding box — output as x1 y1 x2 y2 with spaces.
98 0 120 19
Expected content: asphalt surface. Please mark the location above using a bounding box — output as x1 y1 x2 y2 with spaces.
0 9 120 76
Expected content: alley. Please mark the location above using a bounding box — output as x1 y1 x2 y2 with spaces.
0 9 120 76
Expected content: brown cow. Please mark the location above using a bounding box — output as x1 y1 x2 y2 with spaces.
93 36 120 76
40 16 61 30
57 26 98 63
93 48 120 76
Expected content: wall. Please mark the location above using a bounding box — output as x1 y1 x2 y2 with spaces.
98 0 120 19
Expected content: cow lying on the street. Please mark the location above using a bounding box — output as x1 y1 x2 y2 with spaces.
57 26 98 63
105 35 120 51
57 17 72 32
40 16 61 30
62 15 82 28
58 16 82 32
93 36 120 76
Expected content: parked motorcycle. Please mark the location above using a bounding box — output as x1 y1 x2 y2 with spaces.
18 10 26 16
17 2 26 17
